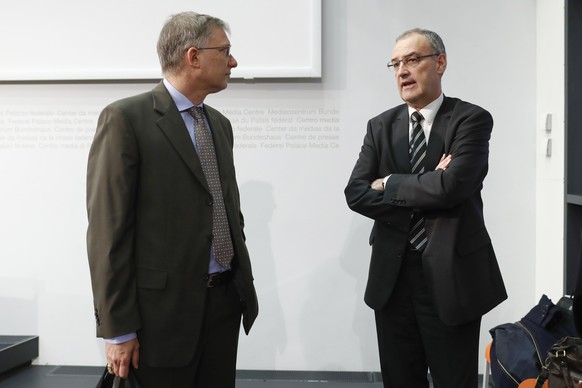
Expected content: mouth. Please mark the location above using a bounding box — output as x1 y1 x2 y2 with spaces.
401 79 416 90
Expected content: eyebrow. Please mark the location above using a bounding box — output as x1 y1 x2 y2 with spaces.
390 52 420 62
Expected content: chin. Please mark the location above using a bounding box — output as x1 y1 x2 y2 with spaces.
400 93 416 105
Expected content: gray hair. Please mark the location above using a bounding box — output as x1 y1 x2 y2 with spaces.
157 11 230 75
397 28 446 55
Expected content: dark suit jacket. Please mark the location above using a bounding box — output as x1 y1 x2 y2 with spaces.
86 82 258 367
345 96 506 326
573 230 582 335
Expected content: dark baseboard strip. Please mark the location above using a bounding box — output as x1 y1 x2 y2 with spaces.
48 366 382 382
235 370 382 382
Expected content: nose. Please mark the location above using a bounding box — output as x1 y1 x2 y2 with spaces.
228 54 238 68
396 63 409 77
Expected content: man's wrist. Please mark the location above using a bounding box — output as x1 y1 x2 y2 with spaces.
104 333 137 344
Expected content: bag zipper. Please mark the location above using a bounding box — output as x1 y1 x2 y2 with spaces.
515 321 544 366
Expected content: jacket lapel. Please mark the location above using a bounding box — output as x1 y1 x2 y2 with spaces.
203 106 233 184
425 97 453 169
391 107 412 173
151 83 210 192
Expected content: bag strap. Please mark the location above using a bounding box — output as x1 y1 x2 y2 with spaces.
535 365 549 388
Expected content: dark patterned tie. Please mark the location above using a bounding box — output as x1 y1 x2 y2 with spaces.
409 111 428 250
189 107 234 268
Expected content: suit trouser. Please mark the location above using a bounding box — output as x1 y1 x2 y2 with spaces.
374 249 481 388
134 279 242 388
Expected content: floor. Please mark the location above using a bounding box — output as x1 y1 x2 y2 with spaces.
0 365 491 387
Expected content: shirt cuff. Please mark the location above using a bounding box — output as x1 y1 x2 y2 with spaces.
104 333 137 344
382 175 390 189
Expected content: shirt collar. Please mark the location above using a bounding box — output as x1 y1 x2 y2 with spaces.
163 78 203 111
407 93 444 125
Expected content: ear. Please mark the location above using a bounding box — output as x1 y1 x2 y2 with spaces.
185 47 200 68
436 53 447 75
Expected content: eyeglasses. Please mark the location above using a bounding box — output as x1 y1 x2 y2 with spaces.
196 45 231 57
387 53 439 72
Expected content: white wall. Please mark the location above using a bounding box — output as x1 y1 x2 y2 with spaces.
0 0 561 374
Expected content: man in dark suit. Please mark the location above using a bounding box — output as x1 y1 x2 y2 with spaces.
345 28 507 388
86 12 258 388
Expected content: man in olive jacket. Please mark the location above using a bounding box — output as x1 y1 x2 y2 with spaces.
87 12 257 388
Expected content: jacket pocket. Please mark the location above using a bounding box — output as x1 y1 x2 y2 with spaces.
456 228 491 257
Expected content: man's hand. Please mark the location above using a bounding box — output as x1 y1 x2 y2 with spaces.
371 178 385 191
370 154 451 192
106 338 140 379
436 154 452 170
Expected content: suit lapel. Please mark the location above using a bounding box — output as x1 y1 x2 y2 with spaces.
425 97 453 169
391 107 412 173
151 83 209 192
203 106 233 182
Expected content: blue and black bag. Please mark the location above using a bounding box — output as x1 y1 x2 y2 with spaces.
489 295 577 387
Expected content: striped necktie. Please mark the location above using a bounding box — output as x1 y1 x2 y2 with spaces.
409 111 428 251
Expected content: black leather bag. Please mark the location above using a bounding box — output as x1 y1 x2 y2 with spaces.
536 336 582 388
96 367 142 388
